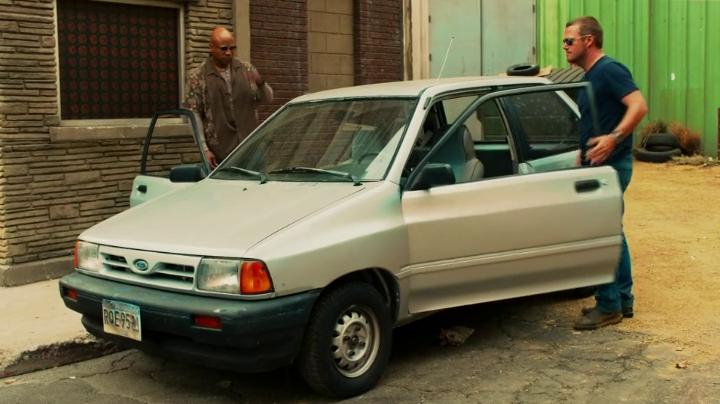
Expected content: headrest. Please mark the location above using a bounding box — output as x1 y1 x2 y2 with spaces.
462 127 475 160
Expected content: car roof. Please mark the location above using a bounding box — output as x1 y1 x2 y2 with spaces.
290 76 553 103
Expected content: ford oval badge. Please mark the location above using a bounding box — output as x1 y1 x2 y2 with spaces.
133 259 149 272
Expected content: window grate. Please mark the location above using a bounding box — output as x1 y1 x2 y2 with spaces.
57 0 179 119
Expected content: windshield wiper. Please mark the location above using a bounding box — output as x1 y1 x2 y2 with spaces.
215 166 268 184
269 166 361 186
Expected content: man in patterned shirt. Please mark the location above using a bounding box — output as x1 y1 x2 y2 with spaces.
184 26 273 168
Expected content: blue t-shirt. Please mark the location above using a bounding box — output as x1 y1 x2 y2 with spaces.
577 56 638 167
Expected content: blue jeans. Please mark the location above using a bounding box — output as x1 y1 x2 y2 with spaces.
596 160 633 313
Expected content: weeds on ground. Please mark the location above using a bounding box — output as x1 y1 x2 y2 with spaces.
639 120 702 155
668 155 720 167
640 120 668 138
669 122 702 155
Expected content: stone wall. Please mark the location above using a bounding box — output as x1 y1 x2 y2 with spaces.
185 0 234 69
307 0 354 92
0 0 56 145
0 0 233 286
1 0 61 285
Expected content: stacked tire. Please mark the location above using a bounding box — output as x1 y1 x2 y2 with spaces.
506 63 540 76
633 133 682 163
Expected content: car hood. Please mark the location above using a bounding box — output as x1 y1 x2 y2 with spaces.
82 179 366 257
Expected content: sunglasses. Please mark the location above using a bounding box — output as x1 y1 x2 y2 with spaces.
562 35 591 46
217 45 237 52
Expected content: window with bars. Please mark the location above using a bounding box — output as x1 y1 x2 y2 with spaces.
57 0 181 120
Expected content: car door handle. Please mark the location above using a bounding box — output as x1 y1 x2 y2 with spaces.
137 185 147 193
575 179 600 193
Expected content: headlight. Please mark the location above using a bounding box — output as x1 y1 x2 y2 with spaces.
196 258 273 295
74 240 101 272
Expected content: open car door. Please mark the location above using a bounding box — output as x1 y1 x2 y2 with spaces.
401 82 622 313
130 109 210 207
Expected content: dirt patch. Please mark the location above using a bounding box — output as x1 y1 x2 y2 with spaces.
619 161 720 355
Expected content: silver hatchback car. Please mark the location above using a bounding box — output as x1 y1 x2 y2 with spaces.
60 77 622 398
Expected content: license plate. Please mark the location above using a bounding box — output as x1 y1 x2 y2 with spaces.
102 299 142 341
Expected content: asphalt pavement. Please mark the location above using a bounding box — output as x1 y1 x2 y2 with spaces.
0 279 120 378
1 294 718 403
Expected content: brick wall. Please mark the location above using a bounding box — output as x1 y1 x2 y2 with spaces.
250 0 308 120
0 0 232 286
353 0 404 85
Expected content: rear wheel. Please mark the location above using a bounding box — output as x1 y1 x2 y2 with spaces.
297 282 392 398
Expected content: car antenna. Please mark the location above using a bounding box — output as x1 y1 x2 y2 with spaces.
437 36 455 79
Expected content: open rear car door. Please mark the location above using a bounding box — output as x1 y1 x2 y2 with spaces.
130 109 210 207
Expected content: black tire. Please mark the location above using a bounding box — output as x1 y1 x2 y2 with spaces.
643 132 680 149
506 63 540 76
645 144 677 152
297 282 392 398
633 147 681 163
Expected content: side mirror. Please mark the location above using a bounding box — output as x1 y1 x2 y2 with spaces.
169 164 205 183
410 163 455 190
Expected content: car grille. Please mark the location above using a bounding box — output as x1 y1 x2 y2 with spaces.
97 245 201 291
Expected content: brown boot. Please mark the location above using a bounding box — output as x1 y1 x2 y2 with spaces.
574 308 623 330
581 305 634 318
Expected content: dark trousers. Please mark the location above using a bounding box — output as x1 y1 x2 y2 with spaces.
596 162 633 313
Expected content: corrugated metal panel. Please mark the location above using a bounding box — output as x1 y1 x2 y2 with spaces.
537 0 719 156
705 0 720 155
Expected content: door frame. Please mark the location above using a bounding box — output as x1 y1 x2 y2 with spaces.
140 108 210 176
405 82 597 191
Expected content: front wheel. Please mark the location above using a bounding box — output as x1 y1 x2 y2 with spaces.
296 282 392 398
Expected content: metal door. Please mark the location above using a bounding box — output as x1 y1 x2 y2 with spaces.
428 0 536 77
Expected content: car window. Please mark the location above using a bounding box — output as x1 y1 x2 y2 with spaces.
501 90 579 161
143 133 204 177
214 98 416 182
441 95 507 142
404 83 593 190
140 112 205 179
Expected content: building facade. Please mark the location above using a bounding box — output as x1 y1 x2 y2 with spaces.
0 0 404 286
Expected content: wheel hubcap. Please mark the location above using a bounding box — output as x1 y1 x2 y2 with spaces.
331 305 380 378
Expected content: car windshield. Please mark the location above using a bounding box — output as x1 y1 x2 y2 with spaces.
211 98 417 182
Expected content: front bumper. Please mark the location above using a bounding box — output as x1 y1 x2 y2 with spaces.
59 272 320 372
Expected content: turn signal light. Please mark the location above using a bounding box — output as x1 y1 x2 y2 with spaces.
73 241 79 268
64 288 78 301
193 315 223 330
240 260 273 294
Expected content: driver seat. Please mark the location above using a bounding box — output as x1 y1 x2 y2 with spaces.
461 126 484 182
429 125 484 183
